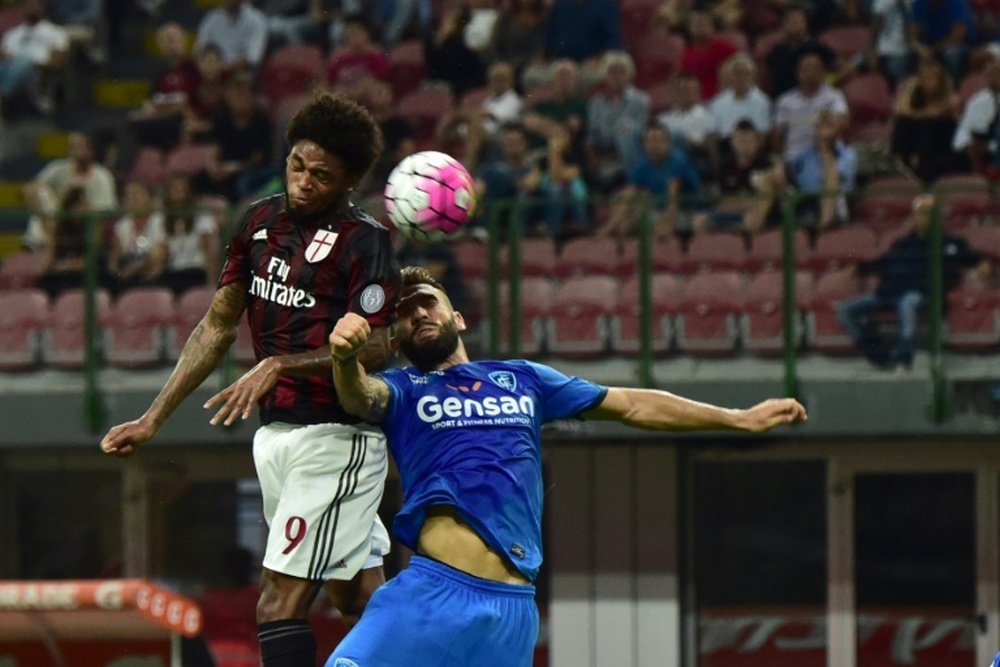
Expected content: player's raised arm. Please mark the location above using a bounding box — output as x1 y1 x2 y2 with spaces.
329 313 392 424
100 282 248 457
581 387 807 433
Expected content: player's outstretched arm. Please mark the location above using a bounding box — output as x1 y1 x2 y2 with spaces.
329 313 391 424
100 283 247 457
205 326 392 426
581 387 807 433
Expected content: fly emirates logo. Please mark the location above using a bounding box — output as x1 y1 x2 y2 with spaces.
250 257 316 308
415 392 535 430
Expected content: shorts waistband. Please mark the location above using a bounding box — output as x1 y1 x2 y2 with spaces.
410 555 536 598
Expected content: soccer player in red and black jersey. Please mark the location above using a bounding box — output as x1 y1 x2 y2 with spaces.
100 93 401 667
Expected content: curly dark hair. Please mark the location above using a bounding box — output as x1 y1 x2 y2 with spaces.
285 92 384 182
401 265 445 293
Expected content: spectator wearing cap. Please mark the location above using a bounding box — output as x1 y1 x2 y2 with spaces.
193 0 267 72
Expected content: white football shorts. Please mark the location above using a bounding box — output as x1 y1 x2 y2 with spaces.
254 421 390 581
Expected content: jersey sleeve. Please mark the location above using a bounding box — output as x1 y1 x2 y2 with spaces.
217 204 257 289
375 368 406 427
524 361 608 422
346 225 401 328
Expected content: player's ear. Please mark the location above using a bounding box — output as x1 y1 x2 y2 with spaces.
454 311 466 332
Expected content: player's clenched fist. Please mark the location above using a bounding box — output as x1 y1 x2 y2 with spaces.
330 313 371 361
738 398 808 433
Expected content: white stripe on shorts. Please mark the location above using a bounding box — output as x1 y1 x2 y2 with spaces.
308 433 367 579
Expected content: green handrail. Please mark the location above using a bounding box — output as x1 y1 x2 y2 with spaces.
636 197 655 389
780 195 800 401
928 199 948 423
486 203 504 358
82 211 107 434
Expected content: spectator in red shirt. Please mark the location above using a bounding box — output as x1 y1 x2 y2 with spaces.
326 15 390 92
679 6 739 100
129 22 201 149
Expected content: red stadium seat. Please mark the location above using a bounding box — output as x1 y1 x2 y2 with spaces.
805 268 863 352
682 232 747 273
934 175 992 227
547 276 619 357
819 25 871 59
618 238 684 277
450 238 489 280
854 191 917 230
841 73 892 124
502 238 557 277
675 271 745 355
460 87 489 111
398 87 455 142
105 287 175 367
955 225 1000 261
261 45 324 106
554 237 621 278
740 270 814 354
0 288 49 370
611 273 682 355
810 226 879 272
746 228 812 273
495 277 555 356
169 286 214 360
43 288 111 369
128 146 166 189
946 286 1000 350
633 32 684 88
0 251 45 289
620 3 657 47
165 143 215 177
388 39 427 99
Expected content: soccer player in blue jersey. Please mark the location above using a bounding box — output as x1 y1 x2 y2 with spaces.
325 266 808 667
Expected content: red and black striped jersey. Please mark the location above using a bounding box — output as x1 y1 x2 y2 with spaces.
219 194 401 426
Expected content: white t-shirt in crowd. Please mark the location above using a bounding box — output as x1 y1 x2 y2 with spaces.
872 0 913 57
953 87 1000 151
657 104 714 146
0 19 68 65
113 212 167 262
482 89 524 134
775 84 849 161
167 214 218 272
709 86 774 137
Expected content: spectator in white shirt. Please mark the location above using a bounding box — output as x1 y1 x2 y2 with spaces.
953 54 1000 173
773 52 849 163
869 0 915 86
0 0 68 110
657 72 713 151
709 53 773 141
194 0 267 72
106 180 168 294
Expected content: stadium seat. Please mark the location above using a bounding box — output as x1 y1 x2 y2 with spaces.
933 175 993 227
398 87 455 142
955 225 1000 261
0 288 49 370
165 143 215 177
502 238 557 277
681 232 747 273
169 286 214 360
674 271 746 355
805 268 863 352
740 270 814 355
494 277 555 356
554 237 621 278
460 87 489 111
819 25 871 59
610 273 682 355
106 287 175 367
946 285 1000 350
261 45 324 106
0 251 45 289
128 146 166 189
450 238 489 280
618 238 684 277
746 228 812 273
809 226 879 272
620 3 657 47
43 288 111 369
841 73 892 124
388 39 426 99
854 191 917 230
547 276 619 358
633 32 684 87
233 316 257 366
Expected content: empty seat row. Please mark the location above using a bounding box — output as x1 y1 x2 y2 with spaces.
451 225 1000 283
477 271 1000 358
0 287 257 371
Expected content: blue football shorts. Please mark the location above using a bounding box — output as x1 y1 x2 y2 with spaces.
326 555 539 667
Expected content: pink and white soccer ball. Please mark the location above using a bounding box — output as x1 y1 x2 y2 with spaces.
384 151 477 242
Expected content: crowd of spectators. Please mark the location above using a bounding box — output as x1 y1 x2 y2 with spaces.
1 0 999 367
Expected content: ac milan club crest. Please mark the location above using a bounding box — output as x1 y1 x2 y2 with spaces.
305 230 338 263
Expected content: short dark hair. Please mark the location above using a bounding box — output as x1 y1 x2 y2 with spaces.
401 265 445 293
733 118 758 133
286 92 384 182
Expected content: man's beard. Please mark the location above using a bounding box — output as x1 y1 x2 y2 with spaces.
400 320 460 372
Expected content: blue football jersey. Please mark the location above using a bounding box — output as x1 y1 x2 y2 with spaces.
377 359 608 582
